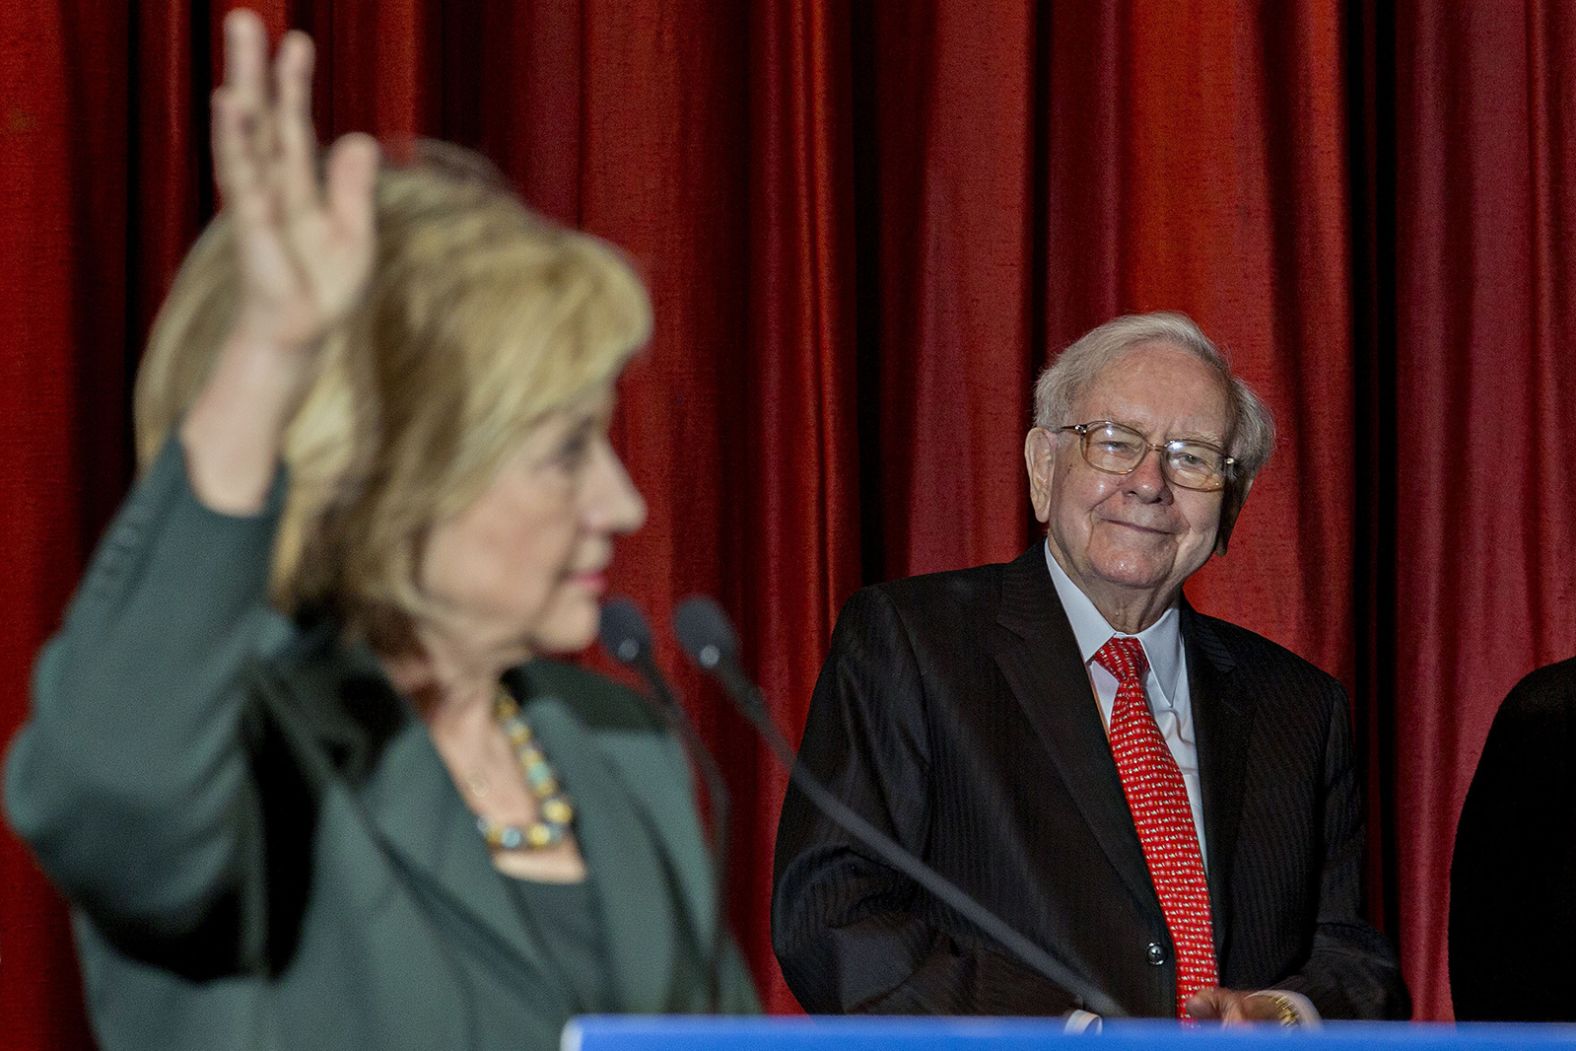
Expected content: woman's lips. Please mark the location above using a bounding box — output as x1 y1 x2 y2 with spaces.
571 570 608 593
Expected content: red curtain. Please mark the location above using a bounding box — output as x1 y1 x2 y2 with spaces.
3 2 1573 1042
1393 0 1576 1021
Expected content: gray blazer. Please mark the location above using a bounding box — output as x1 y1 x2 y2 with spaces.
5 440 758 1051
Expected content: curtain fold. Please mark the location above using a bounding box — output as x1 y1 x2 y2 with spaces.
1 3 131 1046
1392 0 1576 1020
3 2 1573 1040
1041 2 1357 689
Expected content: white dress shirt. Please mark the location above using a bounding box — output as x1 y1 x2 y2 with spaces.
1044 543 1208 869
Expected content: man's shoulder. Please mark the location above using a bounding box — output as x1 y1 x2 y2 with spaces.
844 559 1012 628
1186 609 1345 697
871 560 1009 602
1490 654 1576 737
1505 654 1576 710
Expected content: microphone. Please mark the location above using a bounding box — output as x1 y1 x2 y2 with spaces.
672 595 1123 1019
599 597 732 1013
600 597 682 713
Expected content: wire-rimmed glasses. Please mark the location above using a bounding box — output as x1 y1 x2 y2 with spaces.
1056 420 1234 492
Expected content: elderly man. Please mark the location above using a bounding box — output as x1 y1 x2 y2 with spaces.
772 312 1407 1022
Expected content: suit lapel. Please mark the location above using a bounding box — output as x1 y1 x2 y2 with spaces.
989 546 1160 920
989 553 1256 967
259 629 569 1007
1181 605 1254 965
524 694 686 1013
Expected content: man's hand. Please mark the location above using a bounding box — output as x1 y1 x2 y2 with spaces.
1186 987 1301 1025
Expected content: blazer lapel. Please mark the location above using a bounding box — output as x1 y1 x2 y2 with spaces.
524 695 684 1013
989 546 1159 921
1181 605 1254 965
259 629 569 1007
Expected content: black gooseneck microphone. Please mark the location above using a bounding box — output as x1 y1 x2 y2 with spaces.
599 597 732 1014
672 595 1124 1019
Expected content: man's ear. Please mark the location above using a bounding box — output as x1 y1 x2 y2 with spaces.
1025 428 1056 525
1214 475 1254 555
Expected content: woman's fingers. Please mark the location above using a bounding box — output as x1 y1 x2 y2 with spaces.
222 9 270 160
324 133 379 247
273 31 319 222
222 10 267 108
214 10 271 216
212 89 269 228
210 8 376 341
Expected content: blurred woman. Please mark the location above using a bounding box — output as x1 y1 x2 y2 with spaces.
4 11 756 1050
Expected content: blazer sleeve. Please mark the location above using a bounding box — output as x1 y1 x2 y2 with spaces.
772 586 1081 1016
716 936 764 1014
4 437 285 970
1270 678 1410 1019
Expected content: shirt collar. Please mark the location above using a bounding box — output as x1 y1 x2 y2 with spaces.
1043 540 1184 708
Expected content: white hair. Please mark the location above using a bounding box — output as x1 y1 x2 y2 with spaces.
1032 311 1276 552
1033 311 1276 486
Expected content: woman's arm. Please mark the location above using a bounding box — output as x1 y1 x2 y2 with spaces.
3 10 375 964
5 439 287 958
183 10 375 512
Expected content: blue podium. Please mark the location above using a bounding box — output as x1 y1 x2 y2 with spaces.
563 1017 1576 1051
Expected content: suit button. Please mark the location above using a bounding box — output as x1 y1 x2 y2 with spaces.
1146 942 1167 966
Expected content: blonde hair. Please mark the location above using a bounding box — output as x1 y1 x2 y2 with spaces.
135 143 651 642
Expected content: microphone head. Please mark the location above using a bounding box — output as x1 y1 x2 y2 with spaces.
598 595 652 666
672 596 739 671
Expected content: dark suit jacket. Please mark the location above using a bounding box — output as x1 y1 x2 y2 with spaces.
5 439 757 1051
1450 656 1576 1022
772 545 1406 1019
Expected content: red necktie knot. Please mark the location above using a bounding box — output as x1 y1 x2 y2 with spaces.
1094 635 1149 685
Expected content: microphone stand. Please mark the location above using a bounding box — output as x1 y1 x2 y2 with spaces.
600 598 732 1014
673 595 1124 1020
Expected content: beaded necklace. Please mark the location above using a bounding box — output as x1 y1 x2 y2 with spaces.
474 687 576 851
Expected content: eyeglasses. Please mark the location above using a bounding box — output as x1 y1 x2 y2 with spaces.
1056 420 1234 492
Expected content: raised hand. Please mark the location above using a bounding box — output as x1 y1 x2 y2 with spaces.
212 9 378 354
180 10 378 513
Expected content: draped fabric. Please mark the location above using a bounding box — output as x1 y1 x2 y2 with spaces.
2 2 1572 1041
1392 0 1576 1021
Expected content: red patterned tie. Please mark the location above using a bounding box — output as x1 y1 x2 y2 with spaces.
1094 635 1218 1017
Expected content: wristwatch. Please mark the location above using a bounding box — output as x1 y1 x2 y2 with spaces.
1260 992 1303 1027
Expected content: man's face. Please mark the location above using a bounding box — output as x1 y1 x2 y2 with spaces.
1026 342 1231 620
